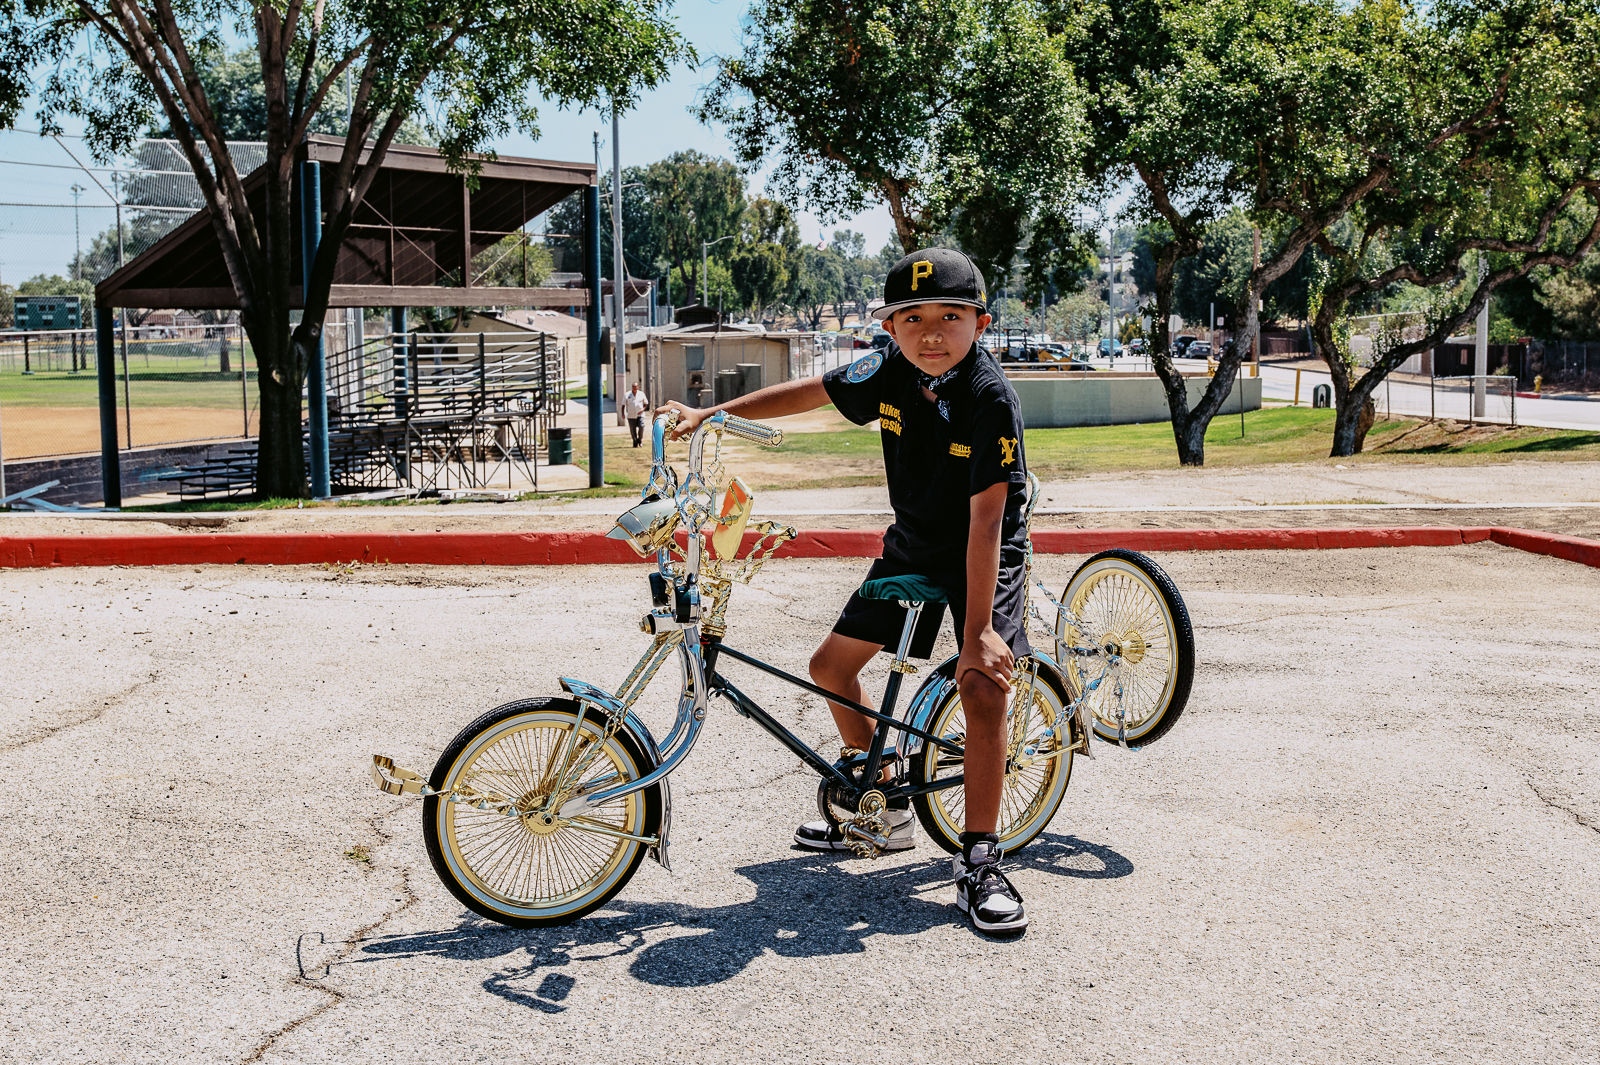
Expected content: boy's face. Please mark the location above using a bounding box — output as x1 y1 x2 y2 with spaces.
882 303 993 377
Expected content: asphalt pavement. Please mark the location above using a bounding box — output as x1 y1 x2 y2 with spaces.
1 545 1596 1064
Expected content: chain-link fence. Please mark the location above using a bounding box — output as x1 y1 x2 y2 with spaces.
1372 373 1520 425
0 322 259 462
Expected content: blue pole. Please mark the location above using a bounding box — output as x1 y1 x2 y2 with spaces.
584 182 604 488
95 305 121 508
300 158 330 497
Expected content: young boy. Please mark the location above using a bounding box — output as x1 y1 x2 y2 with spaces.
657 248 1030 934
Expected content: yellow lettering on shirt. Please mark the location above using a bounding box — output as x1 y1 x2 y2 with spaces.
881 417 902 436
949 442 972 458
878 402 901 419
998 436 1018 466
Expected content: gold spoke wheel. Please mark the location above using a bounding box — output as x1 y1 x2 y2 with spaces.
423 698 661 927
1057 550 1195 746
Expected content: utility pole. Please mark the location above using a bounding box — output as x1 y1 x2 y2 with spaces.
611 108 628 426
1106 224 1115 364
585 132 604 488
702 235 735 311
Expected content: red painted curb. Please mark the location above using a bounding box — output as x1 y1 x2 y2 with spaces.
1 524 1594 568
1487 527 1600 569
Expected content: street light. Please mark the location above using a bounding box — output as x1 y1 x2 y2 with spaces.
701 234 735 307
70 183 86 280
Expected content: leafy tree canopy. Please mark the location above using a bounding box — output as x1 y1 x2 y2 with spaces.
700 0 1086 285
1 0 688 496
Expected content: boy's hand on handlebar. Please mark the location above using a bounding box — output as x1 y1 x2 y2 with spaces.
655 401 709 440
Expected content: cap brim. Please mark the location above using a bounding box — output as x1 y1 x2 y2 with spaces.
871 297 988 321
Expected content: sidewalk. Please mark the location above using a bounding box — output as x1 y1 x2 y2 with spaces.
7 459 1599 540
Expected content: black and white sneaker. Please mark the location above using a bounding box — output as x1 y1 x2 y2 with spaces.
953 840 1028 933
793 806 917 851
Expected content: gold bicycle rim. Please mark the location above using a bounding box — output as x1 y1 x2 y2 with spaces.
925 674 1071 850
439 711 643 919
1061 561 1179 737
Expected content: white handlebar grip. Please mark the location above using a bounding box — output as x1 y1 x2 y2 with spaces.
721 414 784 447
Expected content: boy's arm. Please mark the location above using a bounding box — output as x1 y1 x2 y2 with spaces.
956 482 1014 693
656 376 830 439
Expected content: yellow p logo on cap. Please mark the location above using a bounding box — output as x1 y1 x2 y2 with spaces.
911 260 934 290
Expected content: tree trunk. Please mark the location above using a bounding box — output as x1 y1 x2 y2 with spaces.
253 332 306 498
1331 392 1376 455
1315 302 1375 458
1146 242 1208 465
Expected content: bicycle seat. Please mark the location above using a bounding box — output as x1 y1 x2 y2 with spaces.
859 574 949 604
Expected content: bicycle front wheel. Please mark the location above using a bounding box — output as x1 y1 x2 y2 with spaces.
422 697 661 928
909 660 1075 856
1057 549 1195 745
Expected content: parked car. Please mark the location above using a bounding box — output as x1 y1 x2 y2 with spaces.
1126 338 1147 355
1172 333 1198 355
1186 341 1212 360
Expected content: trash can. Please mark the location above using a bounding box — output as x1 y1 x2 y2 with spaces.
548 426 573 465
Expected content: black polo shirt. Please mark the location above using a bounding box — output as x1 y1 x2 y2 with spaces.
823 343 1029 573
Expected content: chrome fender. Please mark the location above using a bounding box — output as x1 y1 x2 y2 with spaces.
558 678 674 871
900 652 1087 761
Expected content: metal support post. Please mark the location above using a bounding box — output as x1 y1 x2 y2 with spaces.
585 171 604 488
1473 256 1488 419
300 158 331 497
96 305 121 508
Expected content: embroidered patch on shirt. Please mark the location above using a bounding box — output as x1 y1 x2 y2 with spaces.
949 442 972 458
845 352 884 383
998 436 1018 466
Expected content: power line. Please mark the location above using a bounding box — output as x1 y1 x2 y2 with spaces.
0 158 199 178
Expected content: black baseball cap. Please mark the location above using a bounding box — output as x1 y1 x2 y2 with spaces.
873 248 988 320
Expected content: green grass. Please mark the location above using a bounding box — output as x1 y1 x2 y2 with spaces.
98 405 1600 513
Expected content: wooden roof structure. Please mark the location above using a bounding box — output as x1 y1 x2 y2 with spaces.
95 136 595 310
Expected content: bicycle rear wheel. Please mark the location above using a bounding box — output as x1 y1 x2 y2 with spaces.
1057 549 1194 745
909 660 1075 856
423 697 661 928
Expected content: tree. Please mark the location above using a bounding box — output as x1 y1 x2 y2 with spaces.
637 151 745 305
5 0 686 496
1044 286 1108 346
546 164 662 282
1068 0 1270 464
788 244 843 330
728 197 799 321
701 0 1084 266
1299 0 1600 454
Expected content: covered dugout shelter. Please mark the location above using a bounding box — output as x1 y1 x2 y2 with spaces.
91 135 608 505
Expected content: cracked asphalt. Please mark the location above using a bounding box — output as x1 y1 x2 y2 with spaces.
0 544 1596 1064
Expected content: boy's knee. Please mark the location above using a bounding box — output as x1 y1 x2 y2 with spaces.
959 671 1007 720
808 646 838 685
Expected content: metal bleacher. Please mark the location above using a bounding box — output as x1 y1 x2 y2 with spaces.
160 329 565 500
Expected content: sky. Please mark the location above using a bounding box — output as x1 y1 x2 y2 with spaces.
0 0 895 284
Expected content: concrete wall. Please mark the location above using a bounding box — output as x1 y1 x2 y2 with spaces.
1010 372 1262 428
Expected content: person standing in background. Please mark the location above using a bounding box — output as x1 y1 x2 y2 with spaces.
623 382 650 447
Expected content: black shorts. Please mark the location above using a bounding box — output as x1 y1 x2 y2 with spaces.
831 556 1032 661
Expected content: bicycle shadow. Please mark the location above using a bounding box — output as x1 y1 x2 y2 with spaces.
355 832 1130 1008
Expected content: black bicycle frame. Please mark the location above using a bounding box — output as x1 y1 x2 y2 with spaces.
706 639 967 803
